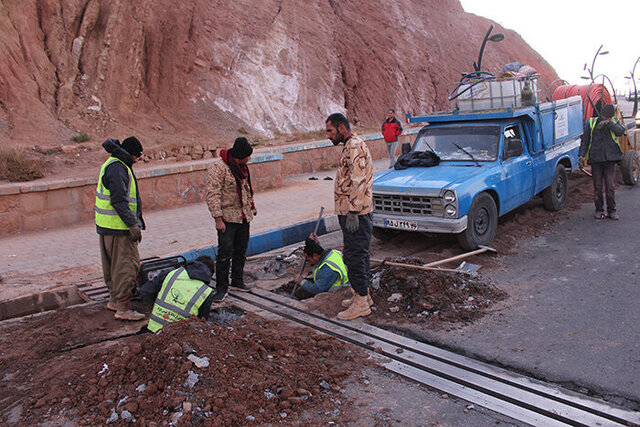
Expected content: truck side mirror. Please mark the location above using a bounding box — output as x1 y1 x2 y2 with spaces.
402 142 412 155
504 138 523 159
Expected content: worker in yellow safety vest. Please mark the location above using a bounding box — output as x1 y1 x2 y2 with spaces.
579 104 626 220
96 137 146 321
295 237 349 296
142 256 216 333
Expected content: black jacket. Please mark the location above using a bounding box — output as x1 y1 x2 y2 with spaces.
579 117 626 164
141 261 215 319
96 139 145 235
394 150 441 169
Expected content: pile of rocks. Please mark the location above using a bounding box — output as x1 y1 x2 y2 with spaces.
142 144 218 162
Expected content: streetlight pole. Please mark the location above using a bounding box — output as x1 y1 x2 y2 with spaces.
473 24 505 72
584 44 609 81
626 56 640 117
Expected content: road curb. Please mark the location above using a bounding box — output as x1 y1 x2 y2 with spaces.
0 285 84 321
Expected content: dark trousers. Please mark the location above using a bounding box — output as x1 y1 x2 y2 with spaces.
338 213 373 297
591 162 617 213
216 220 250 291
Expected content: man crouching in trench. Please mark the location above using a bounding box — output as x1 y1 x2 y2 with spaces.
141 256 216 333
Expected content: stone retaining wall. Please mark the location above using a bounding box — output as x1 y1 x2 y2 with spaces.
0 130 418 236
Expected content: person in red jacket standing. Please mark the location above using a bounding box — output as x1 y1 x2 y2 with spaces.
381 109 403 168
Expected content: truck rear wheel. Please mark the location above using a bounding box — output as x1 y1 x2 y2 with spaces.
542 164 568 211
456 192 497 250
621 150 639 185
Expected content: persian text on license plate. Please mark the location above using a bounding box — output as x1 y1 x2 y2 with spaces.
383 218 418 230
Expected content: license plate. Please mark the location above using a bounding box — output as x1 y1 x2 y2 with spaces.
383 218 418 230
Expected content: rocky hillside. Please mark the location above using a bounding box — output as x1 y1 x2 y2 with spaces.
0 0 557 148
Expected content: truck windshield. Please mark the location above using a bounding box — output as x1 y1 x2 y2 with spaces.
414 125 500 161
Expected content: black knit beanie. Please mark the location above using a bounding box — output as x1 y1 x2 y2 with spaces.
230 137 253 159
122 136 143 157
601 104 615 118
303 238 324 256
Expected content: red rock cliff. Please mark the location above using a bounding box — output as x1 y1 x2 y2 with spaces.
0 0 557 146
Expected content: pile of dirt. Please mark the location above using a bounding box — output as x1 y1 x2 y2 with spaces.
369 257 507 326
0 305 370 425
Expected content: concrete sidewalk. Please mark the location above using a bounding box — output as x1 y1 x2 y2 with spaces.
0 159 389 279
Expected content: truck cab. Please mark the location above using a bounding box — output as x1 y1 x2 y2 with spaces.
372 96 583 249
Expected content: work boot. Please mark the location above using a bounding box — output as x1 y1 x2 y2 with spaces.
106 297 117 312
337 293 371 320
213 288 228 303
114 301 145 321
594 210 605 219
230 282 251 292
341 288 373 308
608 211 619 220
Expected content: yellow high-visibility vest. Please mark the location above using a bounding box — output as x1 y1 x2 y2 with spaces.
95 157 138 230
585 117 621 161
147 267 213 333
313 249 349 288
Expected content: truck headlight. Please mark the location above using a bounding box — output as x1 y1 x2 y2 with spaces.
445 204 457 217
443 190 456 203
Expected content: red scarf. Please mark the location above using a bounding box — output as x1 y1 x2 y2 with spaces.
220 149 255 214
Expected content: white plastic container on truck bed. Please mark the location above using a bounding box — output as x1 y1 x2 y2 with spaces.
455 76 539 112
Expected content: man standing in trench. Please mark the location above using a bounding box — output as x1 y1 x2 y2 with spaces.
206 137 256 302
325 113 374 320
95 137 146 321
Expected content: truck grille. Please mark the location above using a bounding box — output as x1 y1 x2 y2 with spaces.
373 194 443 216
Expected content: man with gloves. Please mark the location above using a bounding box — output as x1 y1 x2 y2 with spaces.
95 137 146 321
141 256 216 333
325 113 374 320
206 137 257 303
579 104 627 220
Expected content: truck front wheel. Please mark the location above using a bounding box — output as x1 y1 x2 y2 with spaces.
542 164 568 211
456 193 497 250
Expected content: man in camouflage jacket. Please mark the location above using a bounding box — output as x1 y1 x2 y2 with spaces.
206 137 256 302
325 113 374 320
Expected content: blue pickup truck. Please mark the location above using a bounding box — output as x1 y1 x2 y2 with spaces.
371 95 584 249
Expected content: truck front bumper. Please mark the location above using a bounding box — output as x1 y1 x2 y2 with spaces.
372 212 468 234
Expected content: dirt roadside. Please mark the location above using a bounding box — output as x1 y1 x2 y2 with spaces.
0 304 372 425
0 303 520 426
0 171 600 425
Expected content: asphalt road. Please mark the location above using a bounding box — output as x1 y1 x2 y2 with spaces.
416 180 640 408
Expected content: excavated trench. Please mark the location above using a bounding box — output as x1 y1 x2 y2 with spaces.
272 280 315 301
207 306 247 326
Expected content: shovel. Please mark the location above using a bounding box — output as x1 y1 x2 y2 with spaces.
421 245 496 269
291 207 324 297
579 167 592 177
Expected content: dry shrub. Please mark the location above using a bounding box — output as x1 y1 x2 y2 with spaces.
0 146 46 182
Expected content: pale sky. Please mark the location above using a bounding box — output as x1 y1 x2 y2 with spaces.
459 0 640 95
